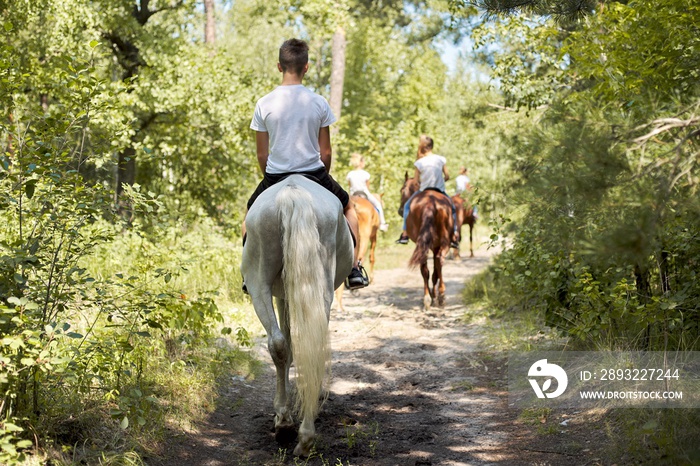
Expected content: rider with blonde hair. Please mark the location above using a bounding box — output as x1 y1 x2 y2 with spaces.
346 154 389 231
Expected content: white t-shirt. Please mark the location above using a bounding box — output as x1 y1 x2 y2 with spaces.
414 153 447 192
250 85 336 174
346 169 370 194
455 174 470 193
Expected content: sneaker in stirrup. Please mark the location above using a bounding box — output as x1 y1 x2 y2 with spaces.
395 233 409 244
345 265 369 290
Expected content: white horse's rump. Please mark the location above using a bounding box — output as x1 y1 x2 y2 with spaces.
241 175 353 456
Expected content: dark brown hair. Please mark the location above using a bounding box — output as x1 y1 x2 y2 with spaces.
279 38 309 75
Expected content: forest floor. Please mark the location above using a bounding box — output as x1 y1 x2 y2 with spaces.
153 243 613 466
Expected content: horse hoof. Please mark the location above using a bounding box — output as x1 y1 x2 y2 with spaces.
423 295 432 311
293 438 314 457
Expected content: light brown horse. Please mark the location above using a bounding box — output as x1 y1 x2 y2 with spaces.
451 194 476 259
399 173 454 310
351 194 380 280
335 194 380 312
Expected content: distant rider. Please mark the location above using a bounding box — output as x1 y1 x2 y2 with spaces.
346 153 389 232
396 135 460 249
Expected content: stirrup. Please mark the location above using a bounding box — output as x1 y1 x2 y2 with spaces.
395 234 409 244
358 263 369 282
345 263 369 290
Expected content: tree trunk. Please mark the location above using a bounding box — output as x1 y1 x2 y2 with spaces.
204 0 216 45
329 25 346 137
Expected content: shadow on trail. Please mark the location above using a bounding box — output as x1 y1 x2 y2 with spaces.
155 252 592 465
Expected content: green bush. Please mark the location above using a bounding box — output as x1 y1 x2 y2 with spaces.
0 32 249 462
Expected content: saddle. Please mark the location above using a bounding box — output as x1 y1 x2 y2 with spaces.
424 187 449 198
351 191 381 215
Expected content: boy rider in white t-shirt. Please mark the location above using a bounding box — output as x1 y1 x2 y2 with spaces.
245 38 368 290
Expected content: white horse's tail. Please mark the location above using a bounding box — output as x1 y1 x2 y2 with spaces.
277 185 330 423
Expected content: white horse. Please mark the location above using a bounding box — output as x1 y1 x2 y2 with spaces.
241 175 354 456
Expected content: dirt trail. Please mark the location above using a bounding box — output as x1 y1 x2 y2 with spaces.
156 246 601 466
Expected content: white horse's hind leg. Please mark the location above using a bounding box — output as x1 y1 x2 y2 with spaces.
268 327 294 433
294 416 315 457
272 297 295 438
250 293 294 437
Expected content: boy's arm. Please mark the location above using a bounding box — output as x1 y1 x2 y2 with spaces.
255 131 269 173
442 165 450 182
319 126 332 172
413 167 421 184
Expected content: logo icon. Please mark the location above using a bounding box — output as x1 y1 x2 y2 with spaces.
528 359 568 399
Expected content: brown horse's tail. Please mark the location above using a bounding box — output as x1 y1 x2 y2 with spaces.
409 199 436 269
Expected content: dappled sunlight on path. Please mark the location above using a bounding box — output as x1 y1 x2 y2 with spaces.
155 245 601 465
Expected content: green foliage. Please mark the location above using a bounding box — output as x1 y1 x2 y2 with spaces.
472 15 570 110
566 0 700 109
457 0 700 352
0 4 257 462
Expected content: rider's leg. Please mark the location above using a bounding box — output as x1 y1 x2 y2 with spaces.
276 168 366 289
343 205 369 289
310 169 367 289
448 196 460 247
344 204 361 266
365 191 388 228
396 193 416 243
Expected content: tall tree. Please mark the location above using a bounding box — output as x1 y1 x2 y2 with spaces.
204 0 216 45
329 24 346 134
104 0 187 213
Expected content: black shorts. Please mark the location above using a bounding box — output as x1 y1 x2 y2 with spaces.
246 168 350 210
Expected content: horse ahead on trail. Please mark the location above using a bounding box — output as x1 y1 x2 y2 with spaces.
241 175 354 457
398 173 454 310
452 194 477 259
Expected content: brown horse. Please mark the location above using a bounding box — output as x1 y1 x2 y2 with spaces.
451 195 476 259
399 173 454 310
351 194 380 280
335 194 380 312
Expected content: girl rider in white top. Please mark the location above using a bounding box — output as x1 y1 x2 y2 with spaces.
346 154 389 231
396 135 459 248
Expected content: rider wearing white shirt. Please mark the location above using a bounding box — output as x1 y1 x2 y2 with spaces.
396 136 459 248
244 38 368 291
455 167 470 195
346 154 389 231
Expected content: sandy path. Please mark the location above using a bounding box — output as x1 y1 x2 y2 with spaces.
155 246 596 466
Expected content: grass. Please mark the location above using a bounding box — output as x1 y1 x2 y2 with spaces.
461 264 700 465
11 219 264 466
